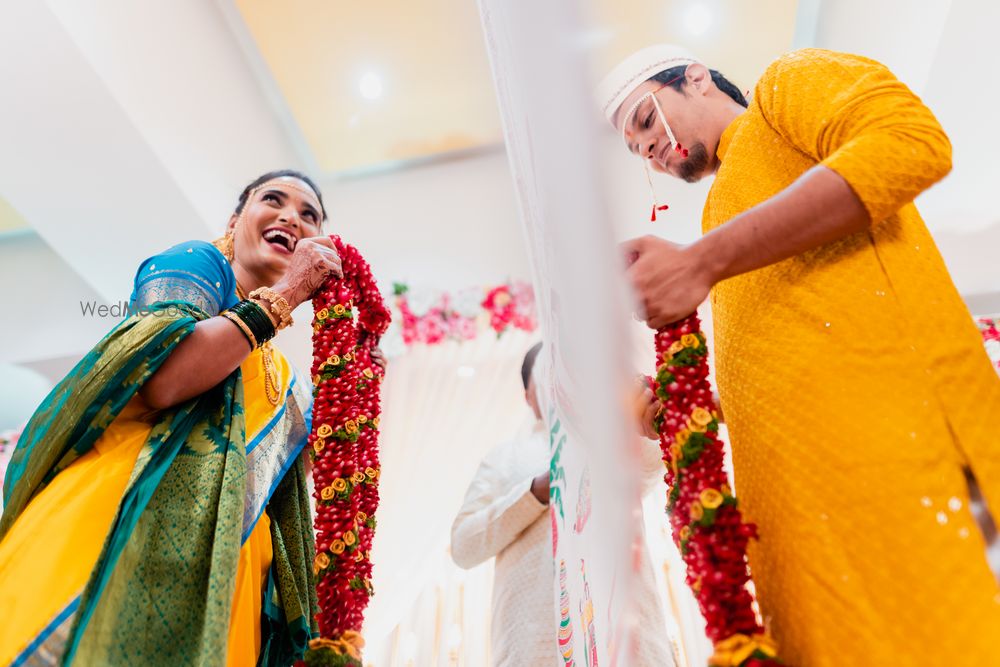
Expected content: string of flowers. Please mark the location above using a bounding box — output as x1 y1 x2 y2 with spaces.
304 236 390 667
651 314 782 667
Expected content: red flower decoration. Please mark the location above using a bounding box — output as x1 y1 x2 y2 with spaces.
651 314 784 666
304 236 390 667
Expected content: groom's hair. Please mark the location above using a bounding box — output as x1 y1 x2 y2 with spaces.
649 66 749 108
521 342 543 390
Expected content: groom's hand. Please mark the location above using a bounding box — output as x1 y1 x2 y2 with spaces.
530 471 550 505
622 235 714 329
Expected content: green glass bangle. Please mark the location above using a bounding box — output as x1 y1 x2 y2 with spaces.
231 299 276 345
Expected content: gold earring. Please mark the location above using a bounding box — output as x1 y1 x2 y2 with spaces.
213 230 235 262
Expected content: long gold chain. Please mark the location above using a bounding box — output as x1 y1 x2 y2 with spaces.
237 282 282 406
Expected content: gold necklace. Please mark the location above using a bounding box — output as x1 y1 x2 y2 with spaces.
237 282 282 406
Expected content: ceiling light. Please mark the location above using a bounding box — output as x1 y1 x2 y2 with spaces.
358 71 383 100
683 3 713 36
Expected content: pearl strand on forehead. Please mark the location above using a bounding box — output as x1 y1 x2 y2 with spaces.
248 178 326 219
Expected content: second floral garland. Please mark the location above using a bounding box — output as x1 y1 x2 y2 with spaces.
651 314 783 667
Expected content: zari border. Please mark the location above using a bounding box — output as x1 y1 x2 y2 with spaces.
12 595 80 666
241 370 313 543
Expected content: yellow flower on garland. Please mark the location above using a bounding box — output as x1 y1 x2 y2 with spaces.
320 486 335 501
681 333 701 348
333 304 347 316
692 576 703 593
709 633 778 667
721 483 732 497
669 443 682 462
317 424 333 438
339 631 365 660
354 550 364 563
312 374 321 385
316 308 330 321
690 503 705 521
365 466 378 479
345 420 359 434
344 353 353 362
680 525 692 541
363 368 375 379
343 530 357 546
688 419 708 434
700 488 724 509
351 471 366 484
357 415 368 424
356 511 368 524
332 478 348 493
668 340 685 355
331 540 346 555
372 416 380 428
315 552 330 570
675 429 691 446
313 439 325 454
309 637 339 651
691 407 713 427
327 354 341 366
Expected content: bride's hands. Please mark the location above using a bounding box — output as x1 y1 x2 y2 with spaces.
372 347 389 372
631 379 662 440
271 236 343 309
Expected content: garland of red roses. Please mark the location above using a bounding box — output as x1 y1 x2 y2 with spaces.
652 314 783 667
303 236 390 667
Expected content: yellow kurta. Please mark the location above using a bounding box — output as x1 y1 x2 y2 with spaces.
0 347 293 667
705 49 1000 666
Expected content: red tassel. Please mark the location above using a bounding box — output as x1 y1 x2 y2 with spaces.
657 205 670 212
651 204 657 222
674 144 683 153
682 149 689 158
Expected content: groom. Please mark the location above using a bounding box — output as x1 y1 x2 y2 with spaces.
602 44 1000 665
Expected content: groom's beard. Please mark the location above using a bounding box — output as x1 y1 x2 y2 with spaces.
678 142 710 183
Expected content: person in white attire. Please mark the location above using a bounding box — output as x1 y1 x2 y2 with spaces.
450 343 677 666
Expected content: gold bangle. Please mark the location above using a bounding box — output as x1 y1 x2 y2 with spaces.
222 310 258 349
249 287 294 330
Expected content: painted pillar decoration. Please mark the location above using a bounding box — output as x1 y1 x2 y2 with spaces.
303 236 390 667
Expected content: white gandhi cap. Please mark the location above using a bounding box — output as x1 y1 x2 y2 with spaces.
597 44 702 125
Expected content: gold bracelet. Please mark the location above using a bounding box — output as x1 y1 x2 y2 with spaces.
249 287 294 330
222 310 258 349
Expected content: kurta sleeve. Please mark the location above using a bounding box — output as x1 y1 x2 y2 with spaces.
129 240 238 317
450 454 547 569
754 48 952 224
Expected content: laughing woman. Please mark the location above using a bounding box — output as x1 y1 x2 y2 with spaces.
0 170 382 666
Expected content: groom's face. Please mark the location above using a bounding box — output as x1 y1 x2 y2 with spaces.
613 69 717 183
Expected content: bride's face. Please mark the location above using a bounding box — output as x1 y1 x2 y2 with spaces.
229 177 325 287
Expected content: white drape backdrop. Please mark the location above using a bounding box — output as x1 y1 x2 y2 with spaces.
365 329 539 663
281 320 539 665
